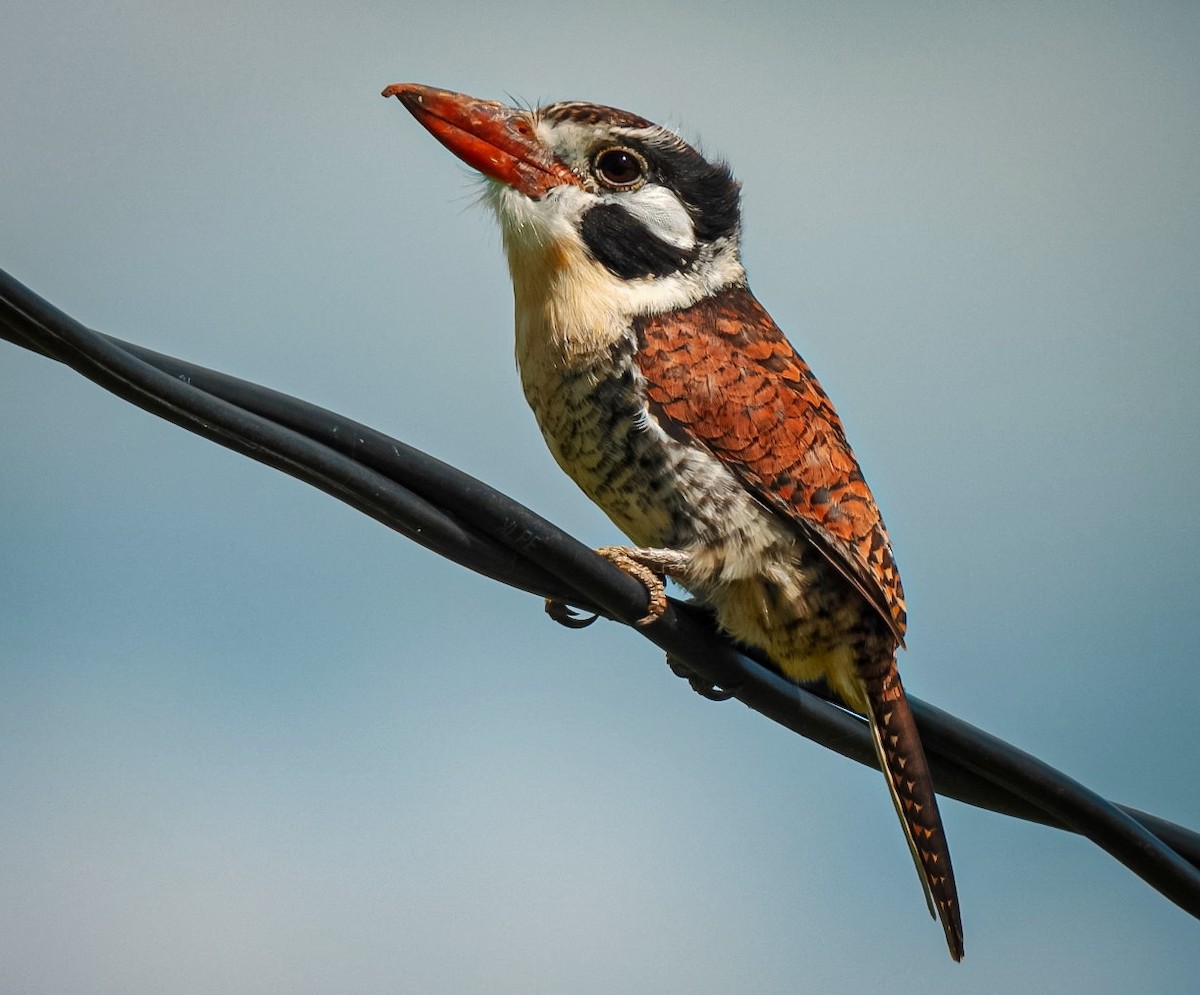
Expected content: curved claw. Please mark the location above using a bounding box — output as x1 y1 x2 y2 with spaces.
545 599 599 629
690 679 738 702
667 655 738 701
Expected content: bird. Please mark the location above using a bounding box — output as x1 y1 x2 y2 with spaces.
382 81 964 961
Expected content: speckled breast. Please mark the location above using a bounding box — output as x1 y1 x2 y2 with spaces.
518 333 789 578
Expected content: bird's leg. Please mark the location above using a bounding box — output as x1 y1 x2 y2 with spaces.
545 546 690 629
549 549 734 699
595 545 691 626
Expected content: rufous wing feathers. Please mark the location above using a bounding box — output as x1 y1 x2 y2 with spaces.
634 284 907 644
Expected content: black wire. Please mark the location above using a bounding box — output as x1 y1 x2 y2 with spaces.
2 266 1198 918
0 278 559 601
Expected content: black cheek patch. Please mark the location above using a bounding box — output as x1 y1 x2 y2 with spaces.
642 147 740 244
580 203 698 280
675 162 740 243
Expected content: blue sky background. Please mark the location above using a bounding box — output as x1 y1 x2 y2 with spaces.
3 2 1198 991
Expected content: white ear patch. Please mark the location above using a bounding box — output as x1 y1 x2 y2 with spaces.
611 184 696 250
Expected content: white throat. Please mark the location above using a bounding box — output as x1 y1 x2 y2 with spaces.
484 182 745 379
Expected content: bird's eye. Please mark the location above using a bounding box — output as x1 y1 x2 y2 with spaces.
593 147 646 188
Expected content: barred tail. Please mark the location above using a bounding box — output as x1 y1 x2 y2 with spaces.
859 655 964 961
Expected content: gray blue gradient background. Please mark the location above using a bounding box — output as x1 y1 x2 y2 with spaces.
3 3 1198 991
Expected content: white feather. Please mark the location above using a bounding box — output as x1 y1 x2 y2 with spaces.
611 184 696 250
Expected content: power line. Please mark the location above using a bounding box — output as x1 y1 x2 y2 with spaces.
2 266 1198 919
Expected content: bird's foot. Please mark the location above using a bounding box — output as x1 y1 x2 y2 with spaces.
544 545 689 629
667 654 738 701
594 545 692 626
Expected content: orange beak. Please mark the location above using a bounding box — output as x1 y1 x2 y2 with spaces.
382 83 580 198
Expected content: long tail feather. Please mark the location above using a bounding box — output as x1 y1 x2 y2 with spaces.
859 657 965 961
